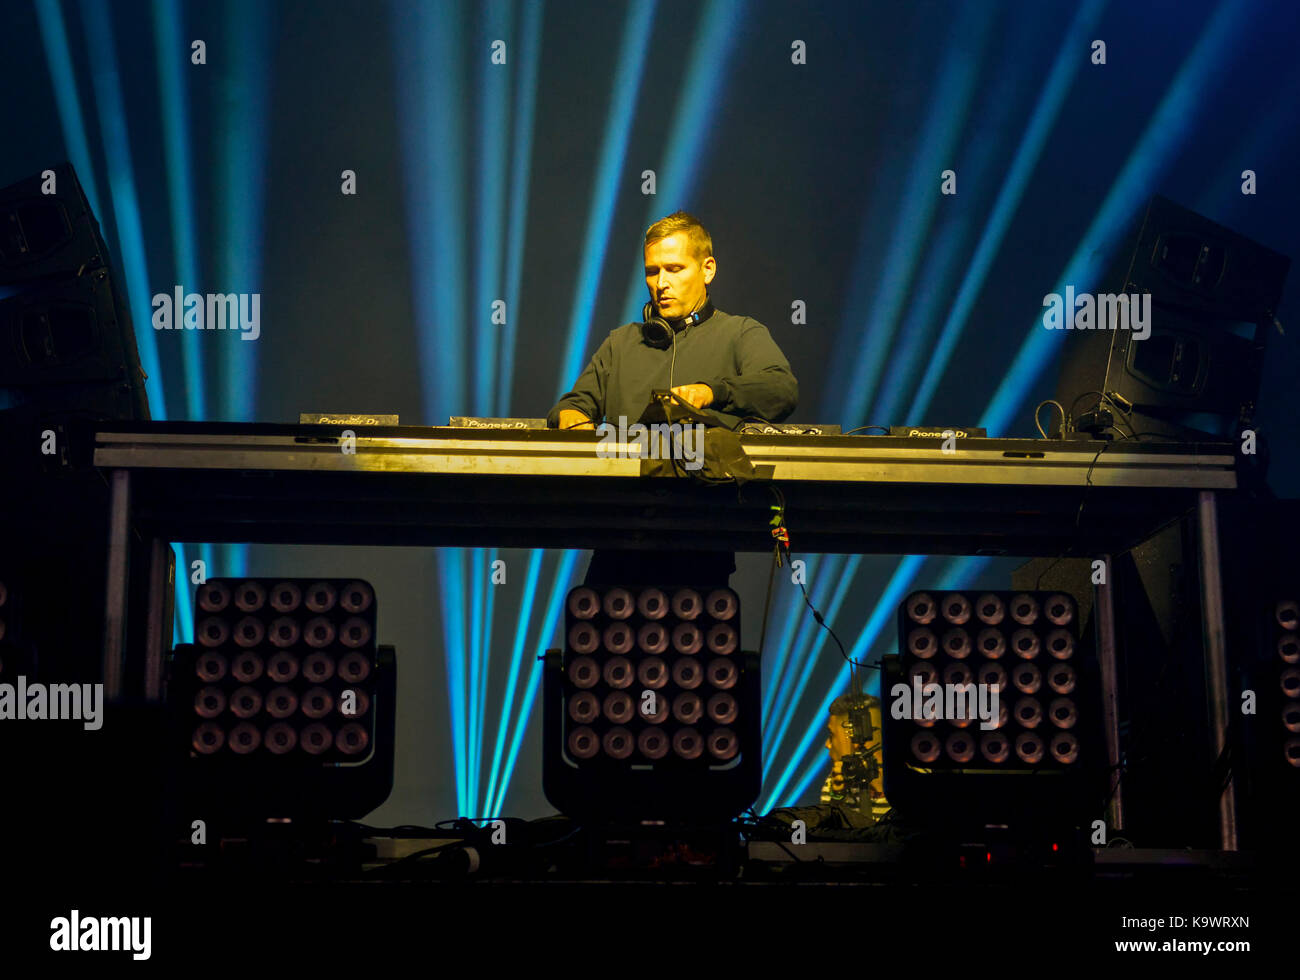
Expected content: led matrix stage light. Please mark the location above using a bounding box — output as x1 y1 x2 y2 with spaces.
544 585 760 821
882 589 1105 826
170 578 394 820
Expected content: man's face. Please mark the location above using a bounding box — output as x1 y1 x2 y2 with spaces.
825 714 855 763
644 232 716 320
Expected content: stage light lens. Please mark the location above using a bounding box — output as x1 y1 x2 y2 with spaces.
338 651 372 684
978 663 1008 693
942 662 973 688
568 586 600 619
602 727 634 759
945 731 975 763
1011 628 1040 660
1278 633 1300 664
707 692 738 724
942 627 971 659
197 582 231 613
231 651 265 684
906 592 936 624
1044 594 1074 626
603 587 634 620
1047 664 1076 695
197 616 229 647
671 622 702 655
568 691 599 724
911 731 941 763
195 686 226 719
980 733 1009 763
637 728 670 759
301 687 334 719
300 723 334 755
268 616 300 648
907 627 937 658
303 617 336 649
265 722 297 754
706 657 738 690
671 692 703 724
303 652 336 683
568 656 599 689
340 580 374 614
230 686 263 719
975 594 1005 625
305 582 337 613
602 656 635 689
671 728 703 759
339 617 372 649
193 722 224 754
1047 698 1077 729
637 622 669 654
269 581 302 613
1010 594 1039 625
1014 697 1043 729
636 656 668 689
706 623 737 655
1048 733 1078 764
234 580 266 612
266 651 299 683
941 593 971 625
705 589 738 620
671 658 703 690
1012 664 1042 695
229 722 262 754
1045 629 1074 660
976 628 1006 659
568 726 599 759
336 723 370 756
670 588 702 620
603 622 634 655
196 651 228 682
707 728 738 760
636 587 668 619
1015 733 1044 764
603 691 635 724
266 686 298 719
568 622 599 654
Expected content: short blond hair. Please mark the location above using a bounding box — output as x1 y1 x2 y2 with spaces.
644 211 713 261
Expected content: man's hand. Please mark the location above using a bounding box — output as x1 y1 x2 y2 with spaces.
557 409 595 431
669 383 714 411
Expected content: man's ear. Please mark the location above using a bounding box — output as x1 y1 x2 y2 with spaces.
702 256 716 284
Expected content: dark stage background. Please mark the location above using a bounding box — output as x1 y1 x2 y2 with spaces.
3 0 1298 826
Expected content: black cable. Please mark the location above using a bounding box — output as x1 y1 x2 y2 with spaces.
764 483 874 672
1034 399 1066 439
1034 439 1111 590
843 425 890 435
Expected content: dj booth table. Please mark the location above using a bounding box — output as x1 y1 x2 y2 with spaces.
92 421 1241 845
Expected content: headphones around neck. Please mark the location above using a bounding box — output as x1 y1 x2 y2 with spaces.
641 297 715 350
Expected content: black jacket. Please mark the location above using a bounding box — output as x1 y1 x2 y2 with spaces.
546 306 798 429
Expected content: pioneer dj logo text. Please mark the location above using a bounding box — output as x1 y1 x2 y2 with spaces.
49 910 151 960
151 286 261 340
595 417 705 470
889 677 1001 730
1041 287 1151 340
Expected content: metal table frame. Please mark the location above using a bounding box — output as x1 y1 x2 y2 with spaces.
94 422 1241 848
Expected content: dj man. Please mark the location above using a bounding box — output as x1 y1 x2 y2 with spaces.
547 211 798 585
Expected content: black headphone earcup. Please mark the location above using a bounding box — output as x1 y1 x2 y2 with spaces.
641 303 673 350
